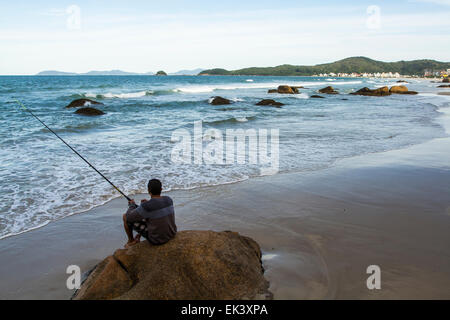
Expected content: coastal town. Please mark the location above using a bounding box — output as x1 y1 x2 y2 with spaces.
315 69 450 78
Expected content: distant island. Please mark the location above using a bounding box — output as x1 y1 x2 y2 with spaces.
169 68 205 76
198 57 450 77
36 70 154 76
36 68 205 76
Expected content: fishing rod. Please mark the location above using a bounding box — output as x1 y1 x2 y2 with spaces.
16 100 132 202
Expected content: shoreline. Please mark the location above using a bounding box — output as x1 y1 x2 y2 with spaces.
0 118 449 298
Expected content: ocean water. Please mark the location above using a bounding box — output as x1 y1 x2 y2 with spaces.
0 75 448 239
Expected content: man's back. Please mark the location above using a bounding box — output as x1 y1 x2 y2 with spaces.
126 196 177 245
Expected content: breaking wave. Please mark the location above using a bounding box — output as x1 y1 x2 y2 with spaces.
203 116 257 126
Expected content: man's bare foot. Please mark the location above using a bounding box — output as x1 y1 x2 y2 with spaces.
124 234 141 248
124 239 138 248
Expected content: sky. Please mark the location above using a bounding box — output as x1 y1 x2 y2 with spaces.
0 0 449 75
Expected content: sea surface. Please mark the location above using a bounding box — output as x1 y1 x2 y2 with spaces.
0 75 448 239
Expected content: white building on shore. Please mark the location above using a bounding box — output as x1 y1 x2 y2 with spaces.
318 72 401 78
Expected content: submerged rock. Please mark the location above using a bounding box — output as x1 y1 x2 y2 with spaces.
350 86 391 96
396 80 408 83
438 84 450 88
318 86 338 94
209 96 232 105
255 99 284 107
74 107 105 116
310 95 324 98
72 230 271 300
389 85 418 95
65 98 103 108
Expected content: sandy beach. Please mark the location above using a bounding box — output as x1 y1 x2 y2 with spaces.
1 114 449 299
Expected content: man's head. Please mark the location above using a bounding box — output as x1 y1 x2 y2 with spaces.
147 179 162 196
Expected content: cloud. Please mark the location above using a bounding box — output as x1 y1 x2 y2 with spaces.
410 0 450 5
40 8 67 17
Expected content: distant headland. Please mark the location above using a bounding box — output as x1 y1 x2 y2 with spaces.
198 57 450 77
35 68 205 76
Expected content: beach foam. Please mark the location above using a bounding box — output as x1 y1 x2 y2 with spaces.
176 80 363 93
84 90 154 99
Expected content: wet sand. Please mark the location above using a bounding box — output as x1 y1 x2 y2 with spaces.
1 132 450 299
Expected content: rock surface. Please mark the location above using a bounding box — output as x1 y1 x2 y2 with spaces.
65 98 103 108
74 107 106 116
209 96 232 105
276 85 299 94
318 86 338 94
255 99 284 107
350 86 391 96
389 85 418 95
73 230 271 300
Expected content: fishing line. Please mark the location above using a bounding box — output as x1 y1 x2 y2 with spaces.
16 100 131 202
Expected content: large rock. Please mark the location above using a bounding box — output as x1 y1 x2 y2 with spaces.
350 86 391 96
255 99 284 107
74 107 105 116
389 85 418 95
156 70 167 76
389 85 408 93
209 96 232 105
318 86 338 94
277 85 299 94
65 98 103 108
267 86 301 94
73 230 271 300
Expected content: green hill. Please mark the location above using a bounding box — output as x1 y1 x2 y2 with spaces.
199 57 450 76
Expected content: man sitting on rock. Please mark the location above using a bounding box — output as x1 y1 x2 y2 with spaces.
123 179 177 248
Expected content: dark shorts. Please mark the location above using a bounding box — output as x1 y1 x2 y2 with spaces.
127 219 148 239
